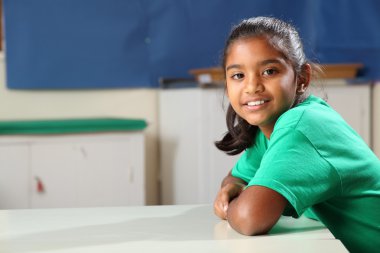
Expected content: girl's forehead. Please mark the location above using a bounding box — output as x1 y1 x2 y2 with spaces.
227 37 286 61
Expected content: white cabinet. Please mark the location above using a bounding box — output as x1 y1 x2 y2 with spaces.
159 84 372 205
0 145 29 208
159 88 240 205
0 133 145 209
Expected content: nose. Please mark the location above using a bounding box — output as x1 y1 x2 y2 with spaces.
244 75 263 94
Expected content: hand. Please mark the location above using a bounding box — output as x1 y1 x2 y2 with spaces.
214 182 245 220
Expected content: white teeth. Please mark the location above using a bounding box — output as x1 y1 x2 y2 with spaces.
247 100 265 106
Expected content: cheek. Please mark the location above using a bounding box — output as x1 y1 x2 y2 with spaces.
279 85 297 108
225 84 234 100
225 87 240 110
279 77 297 96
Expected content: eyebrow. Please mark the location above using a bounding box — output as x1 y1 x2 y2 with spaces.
225 58 283 71
225 64 241 71
259 59 283 66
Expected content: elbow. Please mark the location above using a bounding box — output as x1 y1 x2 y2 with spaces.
241 226 269 236
225 186 286 236
229 217 270 236
227 204 271 236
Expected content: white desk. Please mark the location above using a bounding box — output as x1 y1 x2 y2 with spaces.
0 205 348 253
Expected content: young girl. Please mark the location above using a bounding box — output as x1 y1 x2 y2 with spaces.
213 16 380 253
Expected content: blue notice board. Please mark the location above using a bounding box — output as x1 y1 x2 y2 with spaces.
3 0 380 89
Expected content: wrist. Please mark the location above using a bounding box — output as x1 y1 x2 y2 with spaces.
225 181 245 191
222 181 245 198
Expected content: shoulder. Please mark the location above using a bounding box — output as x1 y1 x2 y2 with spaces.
274 95 341 133
241 130 268 161
269 95 371 163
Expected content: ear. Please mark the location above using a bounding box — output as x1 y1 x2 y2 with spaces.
297 63 312 93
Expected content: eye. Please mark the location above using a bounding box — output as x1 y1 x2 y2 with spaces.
262 68 278 76
231 73 244 80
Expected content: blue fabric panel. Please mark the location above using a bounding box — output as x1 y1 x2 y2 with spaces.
313 0 380 79
3 0 380 89
4 0 151 88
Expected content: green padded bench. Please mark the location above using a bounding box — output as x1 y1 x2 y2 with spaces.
0 118 147 135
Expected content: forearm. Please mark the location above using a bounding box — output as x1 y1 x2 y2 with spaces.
214 170 247 220
226 186 287 236
221 171 247 188
220 171 247 204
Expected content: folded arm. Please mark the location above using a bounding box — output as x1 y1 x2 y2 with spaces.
227 185 288 235
214 170 247 220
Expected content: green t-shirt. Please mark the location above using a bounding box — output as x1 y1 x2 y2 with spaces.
231 95 380 253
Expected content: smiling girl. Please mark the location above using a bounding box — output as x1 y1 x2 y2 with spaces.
213 17 380 253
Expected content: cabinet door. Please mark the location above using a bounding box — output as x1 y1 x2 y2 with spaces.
159 88 239 204
0 144 29 209
199 89 240 203
30 134 144 208
159 89 202 204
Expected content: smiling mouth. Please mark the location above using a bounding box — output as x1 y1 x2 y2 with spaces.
246 99 269 106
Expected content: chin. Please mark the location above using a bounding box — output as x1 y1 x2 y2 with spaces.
244 117 265 126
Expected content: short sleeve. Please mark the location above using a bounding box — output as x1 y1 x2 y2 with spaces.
247 128 341 217
231 130 268 183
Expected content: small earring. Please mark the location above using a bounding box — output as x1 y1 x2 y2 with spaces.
297 84 305 93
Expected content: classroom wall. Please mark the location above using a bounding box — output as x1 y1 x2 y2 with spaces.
0 53 160 205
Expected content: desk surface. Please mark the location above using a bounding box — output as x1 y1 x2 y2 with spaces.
0 204 347 253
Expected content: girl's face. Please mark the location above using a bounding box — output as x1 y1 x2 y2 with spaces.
225 36 298 139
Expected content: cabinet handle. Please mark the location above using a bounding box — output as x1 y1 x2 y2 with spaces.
35 177 45 193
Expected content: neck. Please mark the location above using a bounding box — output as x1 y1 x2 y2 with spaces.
259 125 274 140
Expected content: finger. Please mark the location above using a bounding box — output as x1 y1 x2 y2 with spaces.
214 197 228 220
214 201 224 219
222 202 228 220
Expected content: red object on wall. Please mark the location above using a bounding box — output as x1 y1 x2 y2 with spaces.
35 177 45 193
